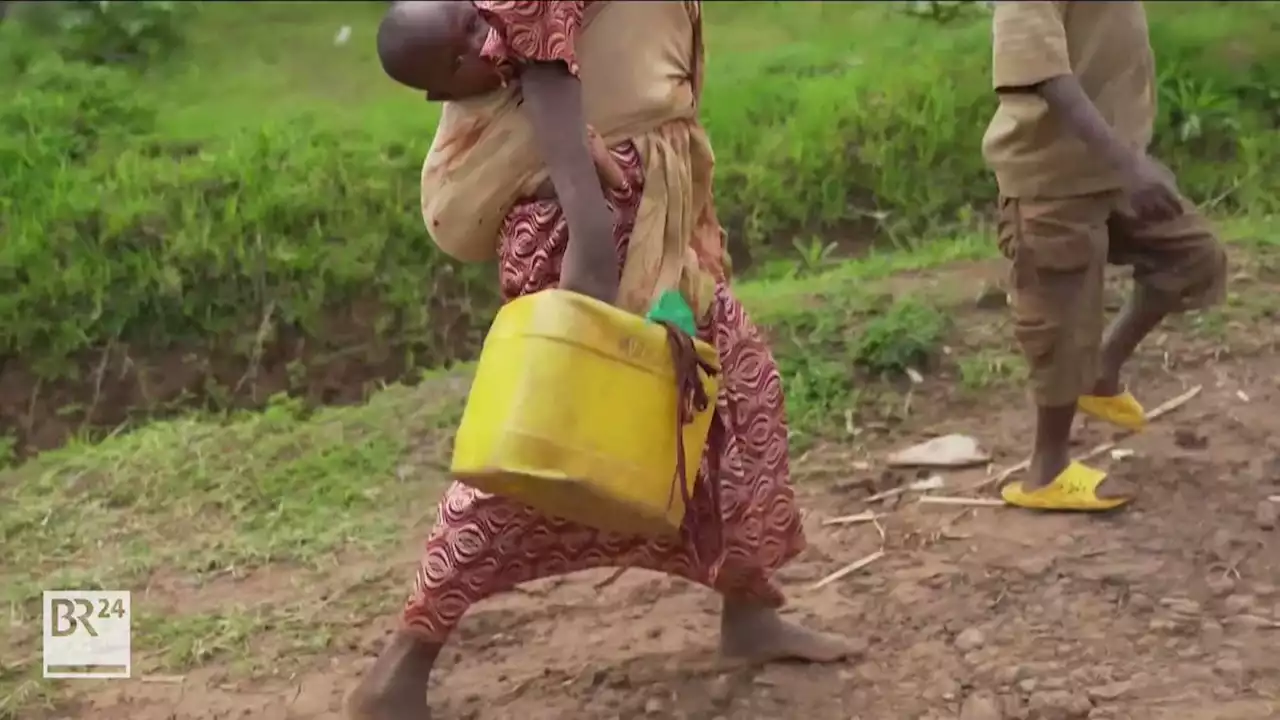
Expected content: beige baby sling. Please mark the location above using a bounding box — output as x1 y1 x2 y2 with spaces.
419 0 722 317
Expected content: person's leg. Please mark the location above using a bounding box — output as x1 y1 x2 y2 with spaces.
1000 195 1110 491
696 282 859 663
345 457 849 720
346 277 858 719
1092 196 1228 396
345 480 733 720
344 631 438 720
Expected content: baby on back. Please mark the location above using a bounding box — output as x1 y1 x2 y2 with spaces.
376 1 502 101
377 0 627 191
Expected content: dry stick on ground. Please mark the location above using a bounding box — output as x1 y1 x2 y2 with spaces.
967 384 1204 494
822 511 885 526
809 550 886 591
1227 614 1280 630
917 496 1006 507
864 475 947 504
810 514 888 590
140 675 186 684
1269 496 1280 503
864 486 908 504
595 509 889 590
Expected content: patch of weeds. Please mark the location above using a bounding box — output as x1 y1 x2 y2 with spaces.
139 604 335 675
1182 285 1280 350
757 291 948 449
0 678 56 720
957 350 1028 391
853 298 948 377
0 368 474 718
741 249 972 449
1184 306 1234 343
0 370 471 707
0 435 16 469
1223 286 1280 323
758 291 869 450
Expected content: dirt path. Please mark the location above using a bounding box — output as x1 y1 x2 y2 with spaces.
70 340 1280 720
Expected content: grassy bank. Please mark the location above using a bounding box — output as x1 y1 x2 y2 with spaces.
1 1 1278 451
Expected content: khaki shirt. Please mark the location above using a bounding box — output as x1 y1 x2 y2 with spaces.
981 1 1156 198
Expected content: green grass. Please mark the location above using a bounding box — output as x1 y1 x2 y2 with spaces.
152 0 1280 245
3 0 1279 410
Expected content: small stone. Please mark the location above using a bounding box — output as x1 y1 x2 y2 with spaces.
1224 594 1255 614
1210 526 1235 550
1159 597 1201 616
1028 690 1092 719
707 675 733 706
1173 427 1208 449
976 285 1009 310
1017 678 1038 694
1256 500 1278 530
928 676 962 701
1014 555 1054 578
995 664 1029 686
644 698 664 714
1126 593 1153 612
961 692 1004 720
1087 681 1132 702
1214 657 1245 677
1206 575 1236 597
955 627 988 652
1229 614 1277 629
1200 620 1225 651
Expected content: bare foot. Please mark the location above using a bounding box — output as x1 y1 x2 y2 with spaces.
719 601 859 664
344 685 430 720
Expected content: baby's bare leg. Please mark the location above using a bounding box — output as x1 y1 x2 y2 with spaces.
586 125 628 191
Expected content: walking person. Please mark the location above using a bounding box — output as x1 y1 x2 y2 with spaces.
983 1 1227 510
347 3 858 717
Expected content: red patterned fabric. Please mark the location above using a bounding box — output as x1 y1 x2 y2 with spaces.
402 0 804 642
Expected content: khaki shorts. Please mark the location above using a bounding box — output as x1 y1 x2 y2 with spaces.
997 190 1227 407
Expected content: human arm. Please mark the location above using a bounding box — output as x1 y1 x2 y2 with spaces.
475 0 620 302
521 64 619 302
992 1 1179 218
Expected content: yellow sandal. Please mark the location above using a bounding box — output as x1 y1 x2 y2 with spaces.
1078 390 1147 432
1001 461 1131 511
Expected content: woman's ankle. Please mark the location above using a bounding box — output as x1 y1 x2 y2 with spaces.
350 630 440 705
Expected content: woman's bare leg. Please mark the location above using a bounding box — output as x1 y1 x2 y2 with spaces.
344 632 439 720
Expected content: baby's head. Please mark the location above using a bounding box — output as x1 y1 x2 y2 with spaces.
377 1 502 101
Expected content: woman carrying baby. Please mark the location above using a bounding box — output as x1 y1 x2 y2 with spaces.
348 3 857 718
